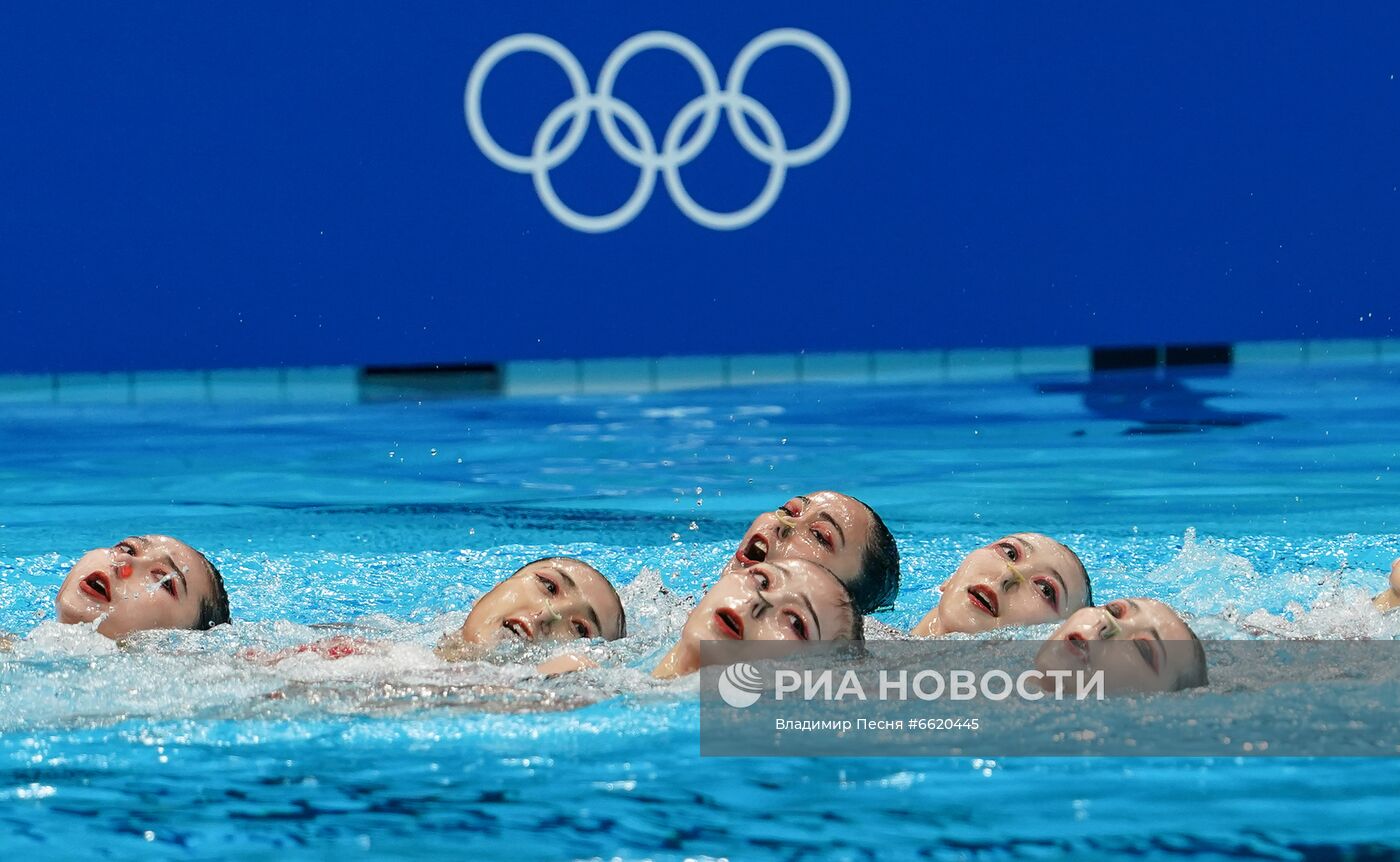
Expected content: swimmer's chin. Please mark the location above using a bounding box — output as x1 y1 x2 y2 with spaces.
435 631 489 662
55 592 102 626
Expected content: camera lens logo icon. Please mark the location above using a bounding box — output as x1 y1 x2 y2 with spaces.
717 662 765 709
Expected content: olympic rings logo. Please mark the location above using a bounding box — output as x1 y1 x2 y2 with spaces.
464 29 849 233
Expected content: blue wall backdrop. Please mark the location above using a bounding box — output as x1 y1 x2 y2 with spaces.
1 2 1398 373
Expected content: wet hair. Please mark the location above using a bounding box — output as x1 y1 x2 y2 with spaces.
832 582 865 642
193 552 231 631
1061 542 1093 607
518 556 626 640
850 497 901 614
1177 626 1209 691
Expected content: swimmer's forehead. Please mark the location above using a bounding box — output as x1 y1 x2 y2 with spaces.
519 557 606 585
1131 597 1193 637
766 558 839 582
117 534 200 569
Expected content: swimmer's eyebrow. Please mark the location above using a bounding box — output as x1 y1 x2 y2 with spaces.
799 592 823 640
553 567 605 634
1015 536 1072 597
128 536 187 593
815 511 846 546
162 553 188 591
1125 600 1165 643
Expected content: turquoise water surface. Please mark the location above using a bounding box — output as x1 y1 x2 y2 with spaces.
3 365 1400 860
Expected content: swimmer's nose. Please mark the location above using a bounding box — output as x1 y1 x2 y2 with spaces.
1000 566 1024 591
1096 612 1120 640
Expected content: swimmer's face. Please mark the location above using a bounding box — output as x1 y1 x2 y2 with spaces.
458 558 624 646
731 491 873 597
1036 598 1205 694
934 533 1090 634
681 559 859 649
55 535 218 639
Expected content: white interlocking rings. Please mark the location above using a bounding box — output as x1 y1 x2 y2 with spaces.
464 28 849 233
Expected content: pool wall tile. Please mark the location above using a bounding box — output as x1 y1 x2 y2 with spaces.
580 358 655 395
728 354 799 385
56 372 133 403
0 374 57 403
1018 346 1090 375
946 348 1018 381
285 367 359 403
1234 340 1307 367
502 360 581 397
133 371 211 404
872 350 945 383
1306 339 1379 365
208 369 286 402
655 356 726 392
800 352 874 383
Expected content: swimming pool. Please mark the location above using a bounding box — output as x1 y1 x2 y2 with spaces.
3 362 1400 860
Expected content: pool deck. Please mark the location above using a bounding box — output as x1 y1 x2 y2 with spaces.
0 338 1396 404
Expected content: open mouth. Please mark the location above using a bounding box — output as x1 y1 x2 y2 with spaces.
714 608 744 639
79 571 112 603
501 617 533 640
735 533 769 564
967 584 999 618
1064 632 1091 662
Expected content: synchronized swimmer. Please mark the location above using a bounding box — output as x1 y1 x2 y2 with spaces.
21 490 1400 695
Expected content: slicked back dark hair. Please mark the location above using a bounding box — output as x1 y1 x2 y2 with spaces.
850 497 901 614
1062 543 1093 608
193 552 231 631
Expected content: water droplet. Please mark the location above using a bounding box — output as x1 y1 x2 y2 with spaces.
430 448 438 456
688 521 699 531
695 499 703 506
468 528 476 536
695 487 703 495
670 533 681 542
388 451 396 458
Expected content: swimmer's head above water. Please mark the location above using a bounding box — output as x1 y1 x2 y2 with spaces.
912 533 1091 636
55 535 230 638
653 559 863 679
1035 597 1207 694
1371 558 1400 612
729 490 900 615
450 557 625 649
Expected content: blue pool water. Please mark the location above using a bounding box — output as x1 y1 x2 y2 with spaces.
3 365 1400 859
